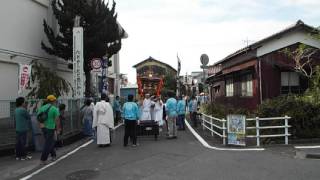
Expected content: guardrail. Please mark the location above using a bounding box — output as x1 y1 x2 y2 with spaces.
201 113 227 145
200 113 291 147
246 116 291 146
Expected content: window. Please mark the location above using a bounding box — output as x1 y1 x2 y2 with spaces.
214 85 220 94
241 74 253 97
226 78 234 97
281 72 300 94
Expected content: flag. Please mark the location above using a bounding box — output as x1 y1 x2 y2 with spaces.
177 53 181 75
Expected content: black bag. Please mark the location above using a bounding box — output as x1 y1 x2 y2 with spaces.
37 105 52 123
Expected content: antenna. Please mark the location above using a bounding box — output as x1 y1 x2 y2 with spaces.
242 37 255 47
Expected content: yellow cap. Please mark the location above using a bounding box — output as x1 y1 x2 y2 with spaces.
46 95 57 102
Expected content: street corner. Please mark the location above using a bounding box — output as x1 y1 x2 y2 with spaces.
294 146 320 160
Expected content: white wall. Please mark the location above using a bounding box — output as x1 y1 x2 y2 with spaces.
0 0 51 58
0 62 19 100
0 0 54 99
257 29 320 57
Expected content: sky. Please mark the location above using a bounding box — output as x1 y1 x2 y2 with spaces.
115 0 320 83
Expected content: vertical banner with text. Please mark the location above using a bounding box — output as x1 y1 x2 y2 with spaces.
227 114 246 146
73 27 84 98
18 64 31 95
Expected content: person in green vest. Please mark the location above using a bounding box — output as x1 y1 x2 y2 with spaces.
38 95 60 165
15 97 32 160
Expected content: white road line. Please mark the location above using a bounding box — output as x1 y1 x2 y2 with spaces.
295 145 320 149
20 139 93 180
20 123 123 180
185 120 265 151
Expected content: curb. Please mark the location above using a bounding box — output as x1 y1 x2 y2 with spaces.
185 119 265 151
306 153 320 159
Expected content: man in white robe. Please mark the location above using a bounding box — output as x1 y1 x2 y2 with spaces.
140 94 155 121
92 94 114 147
153 97 163 126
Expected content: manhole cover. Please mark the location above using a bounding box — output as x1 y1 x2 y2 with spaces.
66 170 100 180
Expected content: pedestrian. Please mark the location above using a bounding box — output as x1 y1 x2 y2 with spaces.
56 103 66 147
122 94 140 147
113 96 121 125
177 96 186 130
162 99 167 133
188 96 198 127
165 91 178 139
15 97 32 161
140 94 155 121
92 93 114 147
38 95 60 165
153 96 163 126
81 98 94 137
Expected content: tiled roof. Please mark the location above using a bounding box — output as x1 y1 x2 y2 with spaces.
133 56 177 72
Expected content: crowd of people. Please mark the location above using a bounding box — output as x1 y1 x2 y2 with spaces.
13 92 200 165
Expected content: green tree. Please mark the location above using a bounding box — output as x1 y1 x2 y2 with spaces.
28 61 71 99
42 0 125 97
160 74 177 97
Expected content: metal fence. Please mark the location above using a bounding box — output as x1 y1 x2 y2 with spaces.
0 98 85 150
200 113 291 147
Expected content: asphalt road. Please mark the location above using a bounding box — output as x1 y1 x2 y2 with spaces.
23 126 320 180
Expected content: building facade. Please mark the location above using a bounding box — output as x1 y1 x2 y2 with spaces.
207 20 320 110
0 0 125 100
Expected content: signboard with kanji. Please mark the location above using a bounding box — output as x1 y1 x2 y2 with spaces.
73 27 84 98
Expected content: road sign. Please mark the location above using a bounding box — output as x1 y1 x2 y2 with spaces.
200 54 209 66
91 58 102 69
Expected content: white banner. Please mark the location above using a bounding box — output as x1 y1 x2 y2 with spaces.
73 27 84 98
18 64 32 95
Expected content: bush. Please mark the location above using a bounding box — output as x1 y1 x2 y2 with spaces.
257 95 320 138
200 103 252 119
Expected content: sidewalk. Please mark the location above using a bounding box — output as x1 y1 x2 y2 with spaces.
295 147 320 159
187 118 320 158
0 137 91 180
